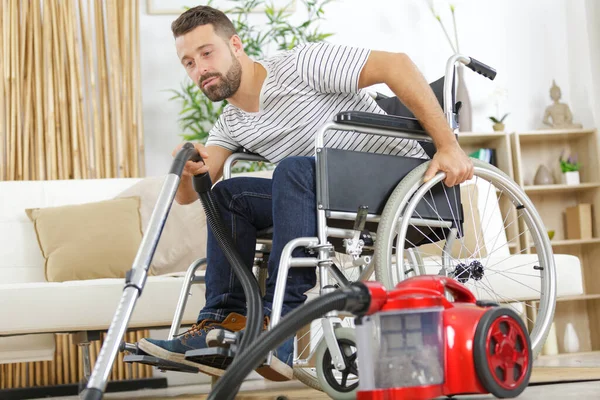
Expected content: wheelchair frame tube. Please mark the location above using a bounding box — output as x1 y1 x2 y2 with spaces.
223 152 268 179
443 53 472 130
167 258 207 340
268 237 320 331
327 211 453 229
314 121 431 150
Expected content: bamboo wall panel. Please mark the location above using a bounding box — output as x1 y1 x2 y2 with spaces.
0 0 148 391
0 0 145 181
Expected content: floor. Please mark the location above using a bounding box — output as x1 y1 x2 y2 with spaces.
42 379 600 400
35 352 600 399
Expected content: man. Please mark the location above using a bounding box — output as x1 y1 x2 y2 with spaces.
139 5 473 379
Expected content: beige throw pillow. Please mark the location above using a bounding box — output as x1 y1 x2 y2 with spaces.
116 177 208 275
26 197 143 282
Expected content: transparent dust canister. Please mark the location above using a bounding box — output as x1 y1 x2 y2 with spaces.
356 296 444 391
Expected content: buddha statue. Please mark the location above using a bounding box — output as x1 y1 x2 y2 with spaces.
542 80 582 129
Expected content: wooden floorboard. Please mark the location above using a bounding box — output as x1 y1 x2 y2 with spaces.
530 366 600 384
137 366 600 400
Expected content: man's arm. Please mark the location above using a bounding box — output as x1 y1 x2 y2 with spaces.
358 50 473 186
172 143 233 205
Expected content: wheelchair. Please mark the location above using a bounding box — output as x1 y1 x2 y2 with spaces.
104 54 556 400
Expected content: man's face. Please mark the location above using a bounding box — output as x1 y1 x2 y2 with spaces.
176 24 242 102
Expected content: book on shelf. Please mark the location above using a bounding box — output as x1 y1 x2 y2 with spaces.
469 148 497 168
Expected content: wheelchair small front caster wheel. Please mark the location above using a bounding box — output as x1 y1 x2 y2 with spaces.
315 327 359 400
474 307 532 398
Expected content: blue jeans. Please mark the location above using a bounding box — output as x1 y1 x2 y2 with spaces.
197 156 317 323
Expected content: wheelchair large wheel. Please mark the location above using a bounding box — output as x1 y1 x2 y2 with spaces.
374 159 556 358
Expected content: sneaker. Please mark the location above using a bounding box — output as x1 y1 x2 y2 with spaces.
137 312 247 376
184 315 295 382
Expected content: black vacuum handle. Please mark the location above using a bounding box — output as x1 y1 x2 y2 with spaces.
169 142 212 193
188 143 205 164
465 57 496 80
169 142 206 176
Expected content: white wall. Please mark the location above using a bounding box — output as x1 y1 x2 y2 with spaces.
139 0 598 176
139 0 190 177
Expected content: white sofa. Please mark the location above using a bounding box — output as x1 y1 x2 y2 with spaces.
0 177 207 365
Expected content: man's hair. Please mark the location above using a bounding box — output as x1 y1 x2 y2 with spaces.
171 6 237 39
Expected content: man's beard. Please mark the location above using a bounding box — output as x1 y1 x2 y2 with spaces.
199 56 242 102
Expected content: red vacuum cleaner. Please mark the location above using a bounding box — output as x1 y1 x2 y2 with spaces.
355 275 532 399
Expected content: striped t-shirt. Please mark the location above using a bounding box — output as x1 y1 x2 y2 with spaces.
205 42 428 163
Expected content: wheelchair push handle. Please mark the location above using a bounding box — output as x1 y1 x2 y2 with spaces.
465 56 497 80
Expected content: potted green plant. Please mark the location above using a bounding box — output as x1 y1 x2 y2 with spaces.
488 113 509 132
559 150 581 185
168 0 334 172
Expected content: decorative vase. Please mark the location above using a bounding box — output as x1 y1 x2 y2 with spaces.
456 65 472 132
562 171 580 185
492 122 505 132
563 322 580 353
533 165 554 185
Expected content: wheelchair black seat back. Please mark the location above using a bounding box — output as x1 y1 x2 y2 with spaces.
320 76 464 251
318 147 463 250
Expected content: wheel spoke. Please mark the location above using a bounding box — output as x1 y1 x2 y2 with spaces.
515 350 527 367
341 370 349 387
490 356 505 373
508 324 519 345
492 330 505 345
504 363 516 386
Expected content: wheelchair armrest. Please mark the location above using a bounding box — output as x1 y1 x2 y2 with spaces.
223 151 270 180
239 148 263 157
335 111 427 136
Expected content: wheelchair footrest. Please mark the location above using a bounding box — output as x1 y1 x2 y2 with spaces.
185 347 235 370
123 354 199 374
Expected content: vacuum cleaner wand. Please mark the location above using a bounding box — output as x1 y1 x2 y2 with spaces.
80 143 263 399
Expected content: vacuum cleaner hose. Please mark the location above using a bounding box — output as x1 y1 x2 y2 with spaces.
178 143 263 353
196 189 263 351
208 283 371 400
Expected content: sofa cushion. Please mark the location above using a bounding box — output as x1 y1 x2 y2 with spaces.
116 177 208 275
25 197 143 282
0 273 206 336
0 178 143 284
